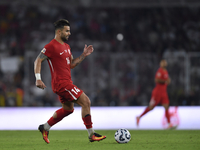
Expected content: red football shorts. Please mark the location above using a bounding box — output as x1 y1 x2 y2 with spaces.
149 90 169 106
55 83 83 103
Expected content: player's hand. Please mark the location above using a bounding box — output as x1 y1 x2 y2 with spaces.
166 78 171 85
83 44 94 57
36 80 46 89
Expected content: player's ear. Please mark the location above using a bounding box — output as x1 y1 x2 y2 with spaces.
58 29 61 35
56 29 61 35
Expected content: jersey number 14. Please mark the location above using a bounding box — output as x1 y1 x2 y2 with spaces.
71 87 80 95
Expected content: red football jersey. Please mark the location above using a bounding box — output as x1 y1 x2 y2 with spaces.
41 39 72 92
154 67 169 92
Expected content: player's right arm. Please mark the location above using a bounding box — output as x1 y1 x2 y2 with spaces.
155 78 167 84
165 77 171 85
34 52 48 89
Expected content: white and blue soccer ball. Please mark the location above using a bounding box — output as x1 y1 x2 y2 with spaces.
114 128 131 143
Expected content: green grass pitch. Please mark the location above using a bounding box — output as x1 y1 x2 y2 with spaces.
0 130 199 150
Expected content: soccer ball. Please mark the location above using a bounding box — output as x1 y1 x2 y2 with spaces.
114 128 131 143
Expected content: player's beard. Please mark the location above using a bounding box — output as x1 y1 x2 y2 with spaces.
163 65 167 69
61 34 68 42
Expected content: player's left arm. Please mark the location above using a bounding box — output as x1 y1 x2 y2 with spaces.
166 77 171 85
155 78 166 84
70 44 94 69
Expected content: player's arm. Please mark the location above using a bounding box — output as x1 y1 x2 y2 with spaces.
34 52 48 89
166 77 171 85
155 77 170 84
70 44 94 69
155 78 167 84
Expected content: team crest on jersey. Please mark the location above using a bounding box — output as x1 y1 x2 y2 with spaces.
41 48 46 53
157 72 161 77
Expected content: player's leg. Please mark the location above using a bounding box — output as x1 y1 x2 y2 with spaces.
74 93 93 135
74 92 106 142
163 103 170 124
161 94 175 129
162 103 174 129
136 93 160 126
39 101 74 143
46 101 74 129
140 100 156 118
136 101 156 126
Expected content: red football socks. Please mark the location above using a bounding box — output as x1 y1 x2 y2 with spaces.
140 107 151 118
82 114 93 129
47 108 74 126
165 109 170 124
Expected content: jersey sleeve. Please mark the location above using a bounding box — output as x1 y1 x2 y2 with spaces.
41 43 53 58
155 69 168 80
155 69 163 80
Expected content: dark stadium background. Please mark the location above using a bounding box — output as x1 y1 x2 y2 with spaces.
0 0 200 107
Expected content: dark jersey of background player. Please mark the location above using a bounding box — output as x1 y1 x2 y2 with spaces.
34 19 106 143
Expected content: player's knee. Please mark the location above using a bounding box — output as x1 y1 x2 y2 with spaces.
162 104 169 110
164 106 169 110
149 106 154 110
53 111 57 118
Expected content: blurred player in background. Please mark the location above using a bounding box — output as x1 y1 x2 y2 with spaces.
34 19 106 143
136 59 176 129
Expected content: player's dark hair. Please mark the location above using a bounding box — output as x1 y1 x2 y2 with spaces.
54 19 70 30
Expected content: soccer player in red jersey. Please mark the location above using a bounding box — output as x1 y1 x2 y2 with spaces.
34 19 106 143
136 59 175 129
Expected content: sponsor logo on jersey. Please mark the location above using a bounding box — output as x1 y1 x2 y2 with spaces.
60 52 64 55
157 72 161 77
60 49 71 55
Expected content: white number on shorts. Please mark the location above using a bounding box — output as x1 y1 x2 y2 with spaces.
71 87 81 95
